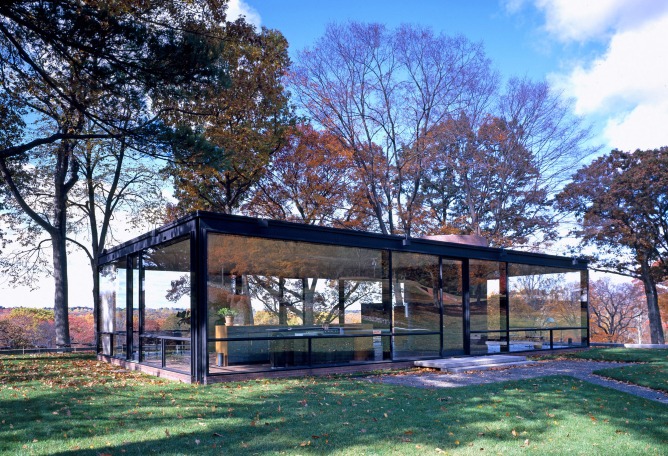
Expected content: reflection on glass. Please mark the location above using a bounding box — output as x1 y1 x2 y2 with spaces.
132 255 140 361
469 260 502 354
140 238 191 373
392 252 440 359
98 259 126 357
442 259 464 355
207 234 390 372
508 264 585 350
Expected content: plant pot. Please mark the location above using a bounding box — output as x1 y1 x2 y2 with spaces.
225 315 234 326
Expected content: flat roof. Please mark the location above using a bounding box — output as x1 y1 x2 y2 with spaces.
99 211 588 270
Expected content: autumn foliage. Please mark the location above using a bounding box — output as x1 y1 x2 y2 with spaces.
0 308 94 349
558 148 668 343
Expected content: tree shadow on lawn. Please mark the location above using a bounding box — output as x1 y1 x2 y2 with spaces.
2 373 667 455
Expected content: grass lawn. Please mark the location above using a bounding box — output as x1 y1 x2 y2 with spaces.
559 347 668 364
0 354 666 455
557 347 668 393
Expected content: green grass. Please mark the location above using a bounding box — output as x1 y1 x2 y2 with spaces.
554 347 668 393
558 347 668 364
1 354 667 455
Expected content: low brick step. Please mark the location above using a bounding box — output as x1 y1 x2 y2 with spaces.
415 355 527 370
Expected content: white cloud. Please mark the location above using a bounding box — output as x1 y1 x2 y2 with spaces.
553 12 668 150
604 100 668 151
512 0 668 151
515 0 668 42
226 0 262 28
561 14 668 113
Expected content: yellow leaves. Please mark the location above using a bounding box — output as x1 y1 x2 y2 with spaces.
511 429 518 437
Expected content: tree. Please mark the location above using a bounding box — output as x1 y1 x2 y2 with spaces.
67 122 167 325
166 19 294 218
291 23 593 239
0 308 56 348
589 278 646 343
242 124 369 227
0 0 229 346
558 148 668 343
421 113 552 246
0 0 228 160
291 22 498 235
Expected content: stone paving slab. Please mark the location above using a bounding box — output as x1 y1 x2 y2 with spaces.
374 360 668 404
415 355 527 369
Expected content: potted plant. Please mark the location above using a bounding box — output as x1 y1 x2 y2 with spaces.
217 308 238 326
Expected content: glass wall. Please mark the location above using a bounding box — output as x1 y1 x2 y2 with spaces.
469 260 503 354
508 265 586 350
207 234 390 373
442 259 464 355
98 259 127 358
141 238 191 373
98 215 589 382
131 255 140 361
392 253 440 359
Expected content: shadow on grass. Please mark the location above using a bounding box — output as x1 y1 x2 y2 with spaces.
2 365 668 455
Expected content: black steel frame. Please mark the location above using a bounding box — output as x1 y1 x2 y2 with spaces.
97 211 590 383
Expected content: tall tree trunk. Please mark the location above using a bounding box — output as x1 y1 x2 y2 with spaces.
52 226 70 347
52 140 75 348
91 261 99 349
640 259 665 344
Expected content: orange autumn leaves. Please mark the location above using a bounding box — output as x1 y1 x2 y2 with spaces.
242 124 370 229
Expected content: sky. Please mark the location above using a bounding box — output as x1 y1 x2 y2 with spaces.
3 0 666 308
234 0 668 152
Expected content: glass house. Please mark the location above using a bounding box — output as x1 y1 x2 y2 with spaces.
97 212 589 383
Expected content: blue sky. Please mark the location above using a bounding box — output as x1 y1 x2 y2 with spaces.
241 0 579 80
232 0 668 153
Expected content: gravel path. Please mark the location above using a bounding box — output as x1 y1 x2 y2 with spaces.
374 360 668 404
